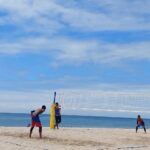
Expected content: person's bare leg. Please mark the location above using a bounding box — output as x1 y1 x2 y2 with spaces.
143 126 146 133
39 127 42 138
29 127 34 138
136 125 138 133
56 123 58 129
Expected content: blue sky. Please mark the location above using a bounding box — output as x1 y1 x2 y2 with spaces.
0 0 150 118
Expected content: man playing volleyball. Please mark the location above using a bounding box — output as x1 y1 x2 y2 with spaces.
29 105 46 138
136 115 146 133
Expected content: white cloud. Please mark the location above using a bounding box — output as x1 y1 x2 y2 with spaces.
0 0 149 66
0 37 150 65
0 0 149 32
0 90 51 113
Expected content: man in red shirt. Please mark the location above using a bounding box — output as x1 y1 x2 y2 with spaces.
136 115 146 133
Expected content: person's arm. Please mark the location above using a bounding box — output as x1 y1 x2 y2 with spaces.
59 107 61 116
141 119 145 125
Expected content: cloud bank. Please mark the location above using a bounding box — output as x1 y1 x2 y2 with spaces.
1 85 150 117
0 37 150 65
0 0 150 31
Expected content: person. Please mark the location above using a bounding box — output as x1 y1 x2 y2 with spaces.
136 115 146 133
54 102 61 129
29 105 46 138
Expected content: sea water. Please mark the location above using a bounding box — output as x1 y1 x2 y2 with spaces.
0 113 150 128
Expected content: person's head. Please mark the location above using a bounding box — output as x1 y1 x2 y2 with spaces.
138 115 141 118
42 105 46 111
55 102 59 107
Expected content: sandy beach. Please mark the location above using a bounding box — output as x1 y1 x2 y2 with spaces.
0 127 150 150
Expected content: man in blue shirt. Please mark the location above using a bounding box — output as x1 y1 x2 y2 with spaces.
55 102 61 129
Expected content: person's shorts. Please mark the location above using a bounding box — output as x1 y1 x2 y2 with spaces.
137 124 145 128
31 121 42 127
55 116 61 124
31 115 42 127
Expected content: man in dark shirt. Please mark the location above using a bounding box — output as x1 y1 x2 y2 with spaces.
136 115 146 133
54 102 61 129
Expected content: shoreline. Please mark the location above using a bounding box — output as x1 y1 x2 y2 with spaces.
0 127 150 150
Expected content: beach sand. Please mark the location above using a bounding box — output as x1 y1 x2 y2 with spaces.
0 127 150 150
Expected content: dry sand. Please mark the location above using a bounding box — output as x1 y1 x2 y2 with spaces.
0 127 150 150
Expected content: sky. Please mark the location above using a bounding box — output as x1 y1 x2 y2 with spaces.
0 0 150 118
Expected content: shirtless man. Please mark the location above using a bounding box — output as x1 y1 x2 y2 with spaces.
29 105 46 138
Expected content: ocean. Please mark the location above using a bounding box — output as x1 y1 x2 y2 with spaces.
0 113 150 128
